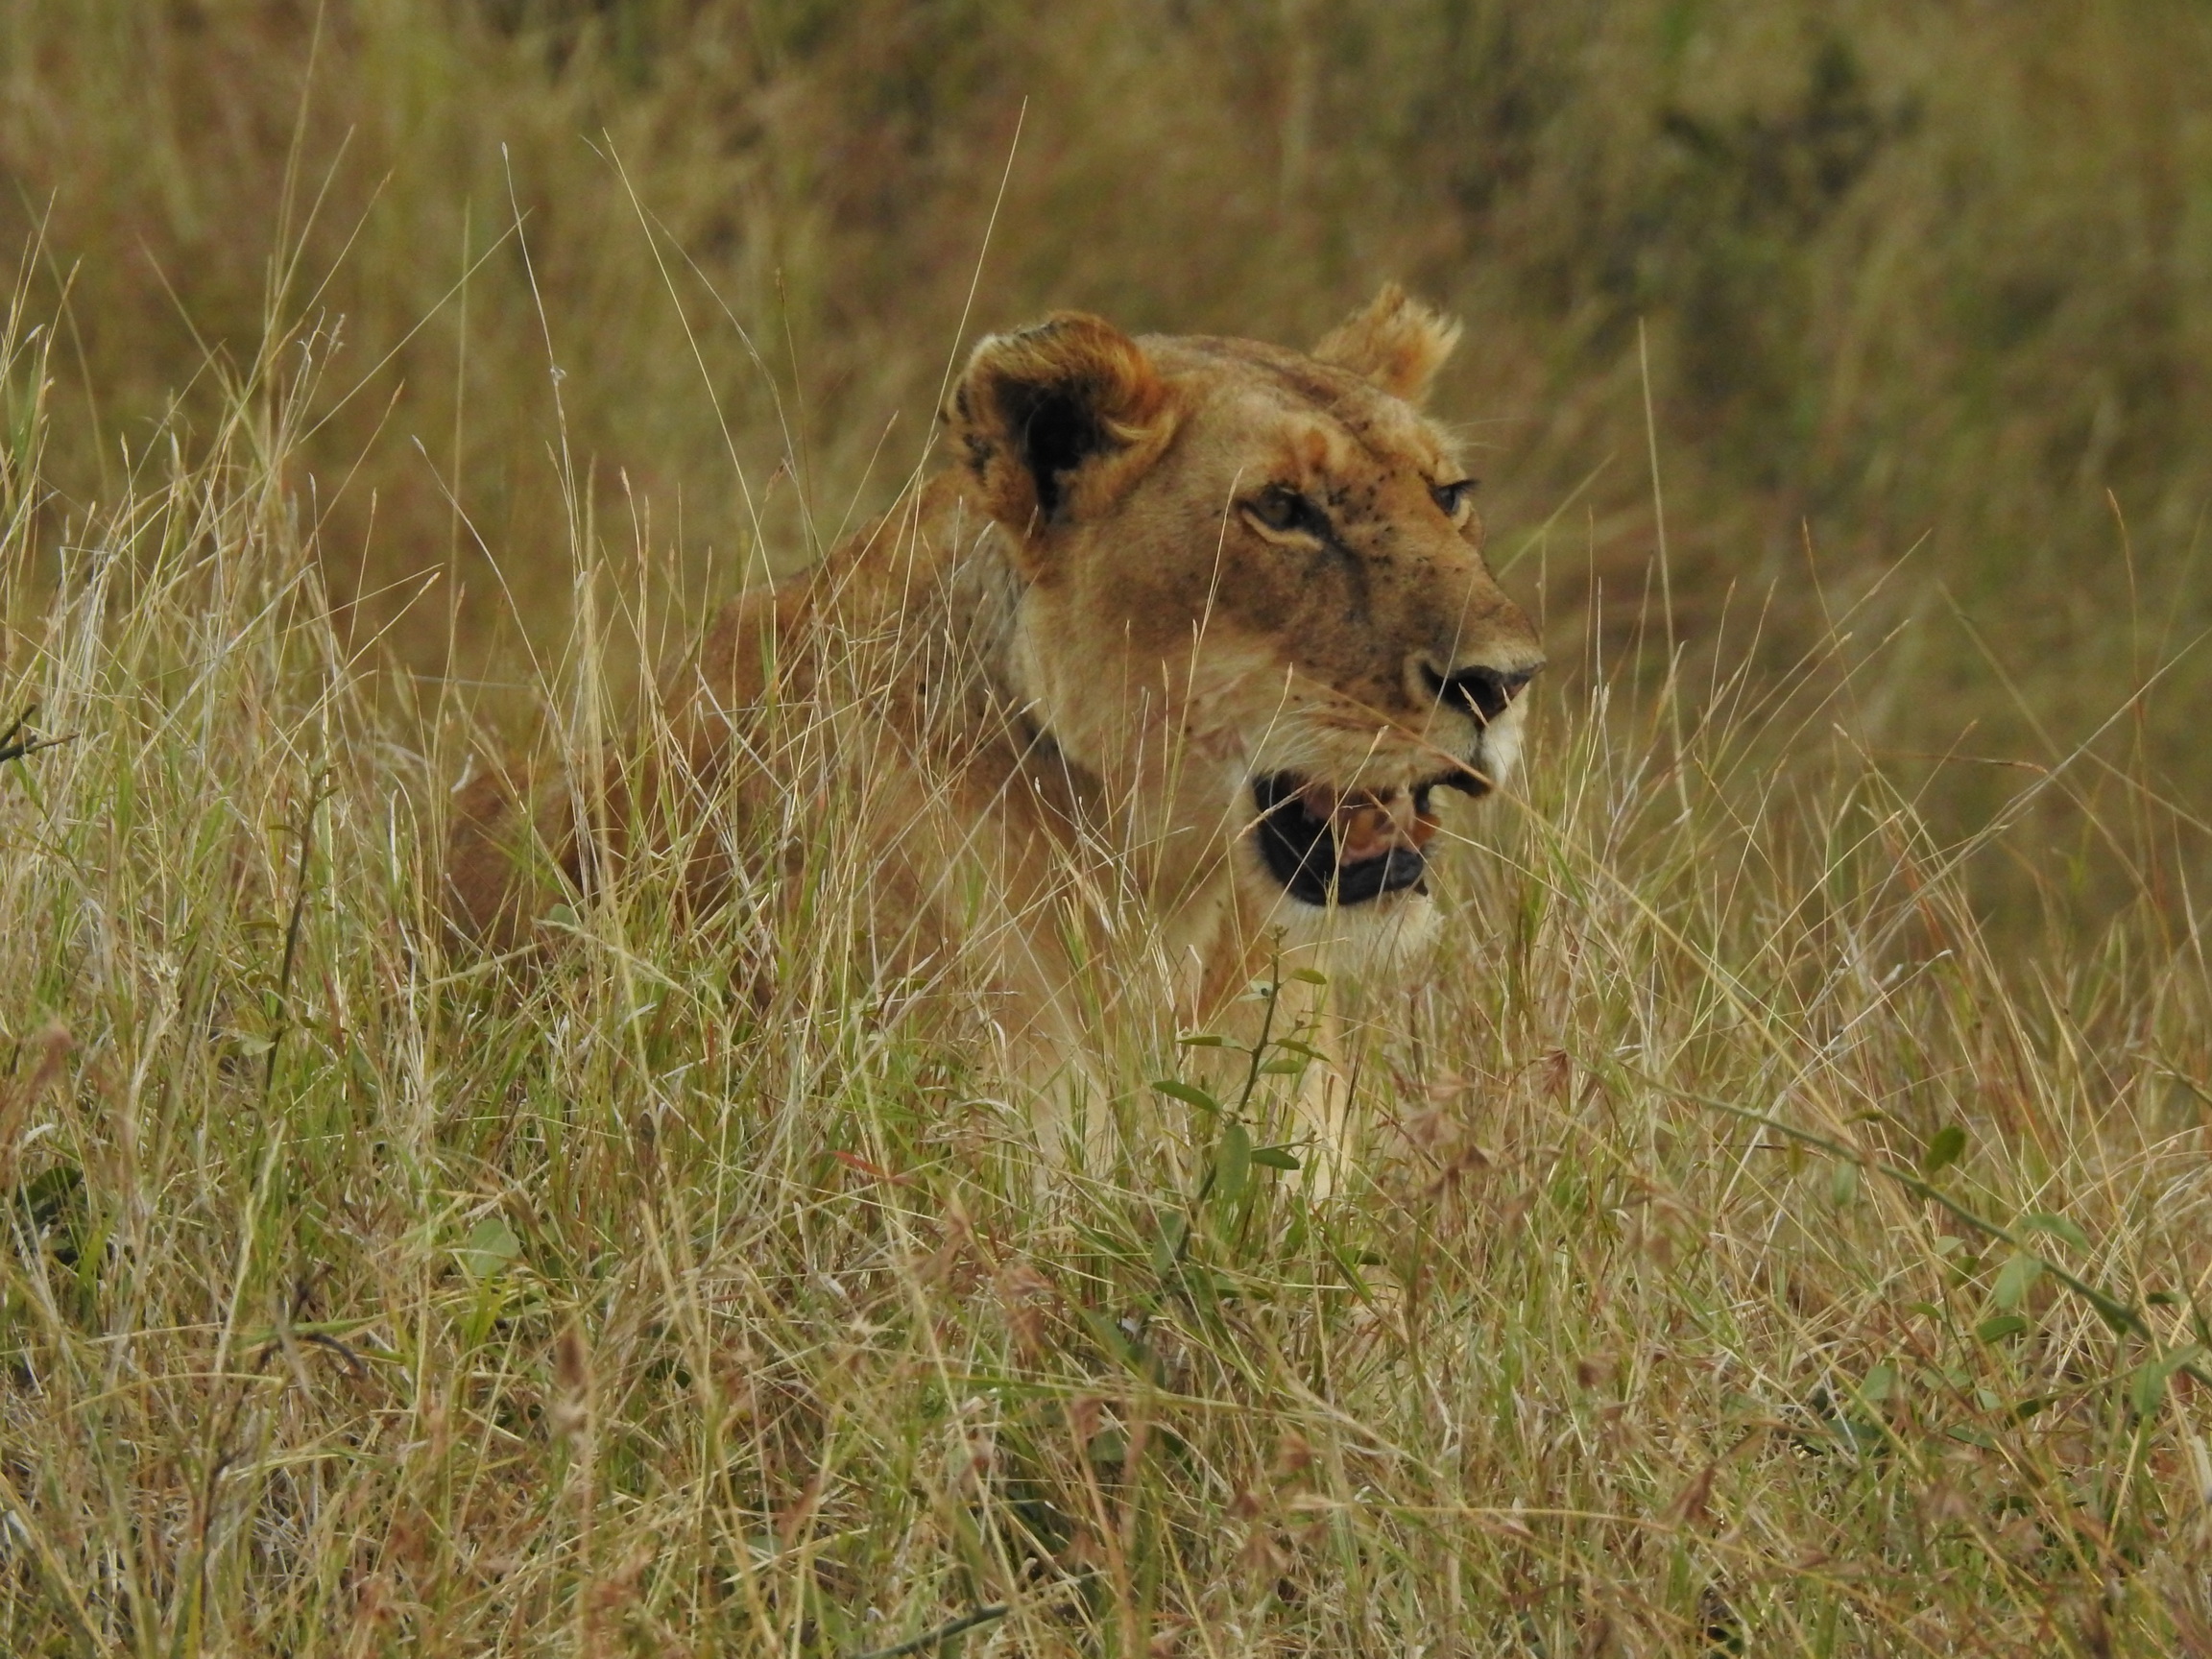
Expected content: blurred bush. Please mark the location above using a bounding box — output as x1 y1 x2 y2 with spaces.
3 0 2207 906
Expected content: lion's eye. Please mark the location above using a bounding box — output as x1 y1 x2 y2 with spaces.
1244 486 1326 539
1432 478 1479 520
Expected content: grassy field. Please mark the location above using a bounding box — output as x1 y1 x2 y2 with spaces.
3 282 2210 1653
3 3 2212 1654
8 0 2212 902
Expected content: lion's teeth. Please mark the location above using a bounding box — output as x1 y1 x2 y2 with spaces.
1284 777 1437 861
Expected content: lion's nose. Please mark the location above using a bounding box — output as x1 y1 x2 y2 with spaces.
1420 661 1541 725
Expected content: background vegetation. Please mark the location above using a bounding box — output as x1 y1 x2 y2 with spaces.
1 1 2210 1653
6 0 2212 908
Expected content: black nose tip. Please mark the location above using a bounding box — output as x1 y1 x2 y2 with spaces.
1423 662 1537 724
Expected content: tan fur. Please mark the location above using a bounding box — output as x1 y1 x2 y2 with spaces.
446 288 1544 1178
1311 283 1464 403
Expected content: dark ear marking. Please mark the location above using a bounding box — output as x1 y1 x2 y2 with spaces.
1004 378 1106 518
944 313 1176 539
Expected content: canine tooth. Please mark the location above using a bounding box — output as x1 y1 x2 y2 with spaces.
1290 778 1437 861
1407 803 1441 849
1296 781 1343 823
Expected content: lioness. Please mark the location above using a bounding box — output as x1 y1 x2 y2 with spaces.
447 285 1543 1172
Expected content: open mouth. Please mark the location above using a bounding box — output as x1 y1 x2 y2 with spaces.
1252 768 1486 906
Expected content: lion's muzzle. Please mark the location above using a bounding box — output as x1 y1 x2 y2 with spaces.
1418 661 1539 726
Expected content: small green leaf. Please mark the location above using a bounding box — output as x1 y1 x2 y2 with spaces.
1073 1304 1143 1365
1286 967 1330 985
1151 1080 1221 1114
2146 1290 2180 1306
1150 1216 1188 1280
2129 1362 2167 1417
2128 1346 2203 1417
2017 1213 2089 1253
1215 1121 1253 1204
460 1215 521 1281
1325 1244 1373 1294
1269 1040 1328 1062
1920 1124 1968 1176
1991 1253 2043 1310
1249 1145 1301 1170
1975 1314 2029 1343
1857 1362 1897 1406
1176 1032 1232 1048
1828 1161 1860 1208
1259 1058 1307 1075
2093 1300 2138 1335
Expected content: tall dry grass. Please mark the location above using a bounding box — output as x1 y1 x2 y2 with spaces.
3 214 2211 1656
4 0 2212 924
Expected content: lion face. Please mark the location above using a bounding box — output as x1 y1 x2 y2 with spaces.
946 286 1543 935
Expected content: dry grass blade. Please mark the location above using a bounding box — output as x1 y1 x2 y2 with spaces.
1 326 2204 1653
3 38 2211 1644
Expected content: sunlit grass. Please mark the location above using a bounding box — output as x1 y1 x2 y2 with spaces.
10 0 2212 884
2 270 2208 1659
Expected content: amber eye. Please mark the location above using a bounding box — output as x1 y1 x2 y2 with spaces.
1432 478 1479 520
1243 485 1327 539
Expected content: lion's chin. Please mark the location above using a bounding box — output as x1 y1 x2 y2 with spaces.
1265 878 1443 981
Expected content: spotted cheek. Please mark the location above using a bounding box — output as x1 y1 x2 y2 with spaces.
1212 557 1305 640
1210 586 1375 707
1075 565 1206 662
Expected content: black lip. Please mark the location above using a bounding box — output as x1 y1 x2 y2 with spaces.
1437 764 1492 800
1251 773 1431 906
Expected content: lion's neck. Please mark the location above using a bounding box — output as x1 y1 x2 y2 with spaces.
916 480 1243 1002
937 508 1061 759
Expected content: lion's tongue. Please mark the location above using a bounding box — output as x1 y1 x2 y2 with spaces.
1295 782 1441 863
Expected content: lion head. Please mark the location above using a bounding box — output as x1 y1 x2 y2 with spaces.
942 285 1544 952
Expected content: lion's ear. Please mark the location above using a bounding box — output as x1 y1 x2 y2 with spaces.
1311 283 1462 405
944 313 1176 539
